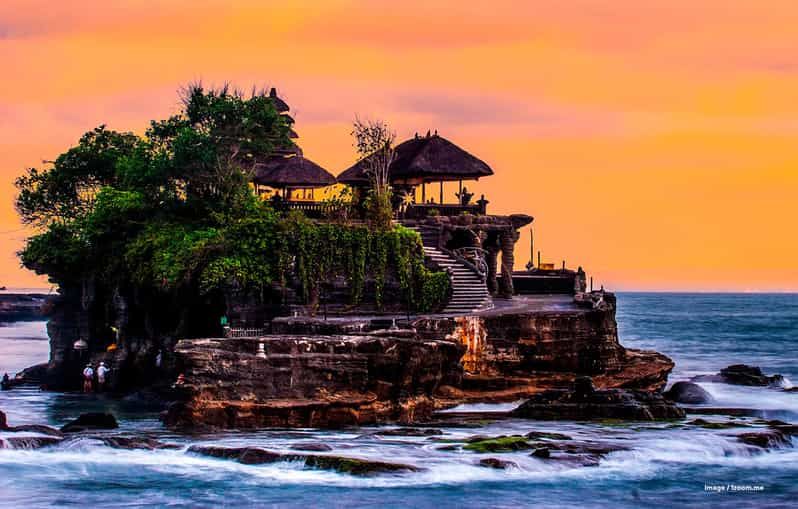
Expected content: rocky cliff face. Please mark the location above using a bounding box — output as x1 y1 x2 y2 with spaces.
164 292 675 430
164 334 464 429
417 292 674 405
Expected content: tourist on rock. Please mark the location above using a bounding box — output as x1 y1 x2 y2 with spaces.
96 362 110 392
1 373 10 391
82 364 94 393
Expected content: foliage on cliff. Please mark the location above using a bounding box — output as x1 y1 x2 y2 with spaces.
16 85 447 315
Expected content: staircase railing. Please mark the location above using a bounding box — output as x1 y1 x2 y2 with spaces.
450 247 489 281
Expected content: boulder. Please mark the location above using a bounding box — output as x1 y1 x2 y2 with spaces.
478 458 517 469
0 409 6 429
511 382 685 421
664 381 714 404
60 413 119 433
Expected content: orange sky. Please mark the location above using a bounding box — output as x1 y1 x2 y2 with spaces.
1 0 797 291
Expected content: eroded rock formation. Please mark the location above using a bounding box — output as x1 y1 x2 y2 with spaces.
164 334 464 429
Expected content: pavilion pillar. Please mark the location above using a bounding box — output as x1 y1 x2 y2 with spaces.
498 229 520 298
486 246 499 295
439 181 444 204
422 182 426 203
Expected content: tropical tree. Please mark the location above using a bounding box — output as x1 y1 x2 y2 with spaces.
351 117 395 229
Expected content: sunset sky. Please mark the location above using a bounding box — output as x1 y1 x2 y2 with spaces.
1 0 797 291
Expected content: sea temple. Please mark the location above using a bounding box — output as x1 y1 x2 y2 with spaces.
12 87 680 429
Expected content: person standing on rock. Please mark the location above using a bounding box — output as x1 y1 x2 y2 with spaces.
82 364 94 393
96 362 110 392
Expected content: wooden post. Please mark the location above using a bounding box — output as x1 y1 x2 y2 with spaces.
590 277 593 292
530 228 534 269
459 179 463 203
537 251 541 269
439 181 444 204
422 182 426 203
562 260 566 270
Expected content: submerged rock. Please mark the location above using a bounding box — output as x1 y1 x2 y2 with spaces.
463 435 533 453
373 428 444 437
531 447 550 458
303 455 420 476
687 419 749 430
5 424 64 437
289 442 334 452
0 410 65 439
737 430 792 449
478 458 517 469
693 365 784 387
1 436 63 449
187 445 420 476
60 413 119 433
528 440 626 467
525 431 572 441
664 382 714 404
98 436 180 450
511 378 684 421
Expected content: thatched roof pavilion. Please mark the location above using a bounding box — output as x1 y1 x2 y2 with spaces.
337 134 493 186
268 88 290 113
254 155 336 189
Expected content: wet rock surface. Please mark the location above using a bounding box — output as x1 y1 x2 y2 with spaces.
664 381 714 404
511 377 684 421
463 435 535 453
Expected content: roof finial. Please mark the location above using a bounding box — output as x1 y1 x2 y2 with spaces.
415 132 419 139
434 129 438 136
426 129 430 137
269 87 277 97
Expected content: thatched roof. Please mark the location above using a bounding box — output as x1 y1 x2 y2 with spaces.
268 88 290 113
337 134 494 185
254 155 336 188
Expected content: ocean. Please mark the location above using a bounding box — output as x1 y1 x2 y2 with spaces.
0 293 796 508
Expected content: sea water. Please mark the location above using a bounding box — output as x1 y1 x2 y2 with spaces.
0 293 796 508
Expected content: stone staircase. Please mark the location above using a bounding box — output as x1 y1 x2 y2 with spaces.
407 226 492 314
